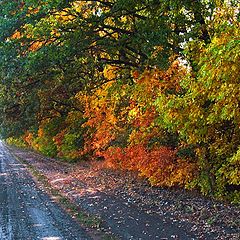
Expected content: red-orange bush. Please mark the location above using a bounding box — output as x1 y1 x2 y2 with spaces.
101 145 197 187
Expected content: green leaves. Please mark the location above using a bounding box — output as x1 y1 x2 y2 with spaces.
153 5 240 198
0 0 239 201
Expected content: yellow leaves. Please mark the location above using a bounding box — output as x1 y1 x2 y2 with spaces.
55 10 75 22
128 107 139 119
75 91 87 104
79 80 125 153
38 59 196 188
50 29 61 37
98 80 114 94
211 35 224 46
120 16 128 23
103 65 119 80
231 64 237 72
72 1 97 18
72 1 86 12
26 6 39 17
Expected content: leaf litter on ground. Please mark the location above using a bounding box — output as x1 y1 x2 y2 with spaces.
8 146 240 240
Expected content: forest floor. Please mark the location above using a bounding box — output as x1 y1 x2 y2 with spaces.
7 145 240 240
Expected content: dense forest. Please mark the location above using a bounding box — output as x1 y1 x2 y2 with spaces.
0 0 239 202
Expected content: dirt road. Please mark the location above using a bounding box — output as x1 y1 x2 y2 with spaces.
3 143 240 240
0 141 91 240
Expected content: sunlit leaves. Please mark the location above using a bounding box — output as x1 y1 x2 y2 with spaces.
154 6 240 197
1 0 240 201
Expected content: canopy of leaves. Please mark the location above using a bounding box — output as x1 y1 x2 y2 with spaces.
1 0 239 202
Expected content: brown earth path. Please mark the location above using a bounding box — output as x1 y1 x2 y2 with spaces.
6 144 240 240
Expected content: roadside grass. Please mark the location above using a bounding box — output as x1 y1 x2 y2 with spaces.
8 147 118 240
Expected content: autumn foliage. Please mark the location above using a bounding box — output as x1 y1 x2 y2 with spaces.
101 145 197 187
1 1 239 202
15 61 198 188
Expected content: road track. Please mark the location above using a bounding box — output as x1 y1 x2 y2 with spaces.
0 141 91 240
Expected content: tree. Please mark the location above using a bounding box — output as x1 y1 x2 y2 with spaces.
155 4 240 197
1 0 239 201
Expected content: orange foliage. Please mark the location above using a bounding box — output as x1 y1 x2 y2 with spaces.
73 61 194 186
78 80 123 154
131 70 140 79
38 127 44 138
11 31 21 39
94 61 195 186
127 61 184 146
53 130 66 157
24 131 34 146
101 145 197 187
28 41 45 52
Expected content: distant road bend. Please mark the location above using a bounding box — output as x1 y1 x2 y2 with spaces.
0 141 91 240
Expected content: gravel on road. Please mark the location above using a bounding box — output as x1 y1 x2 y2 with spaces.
0 141 91 240
6 143 240 240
